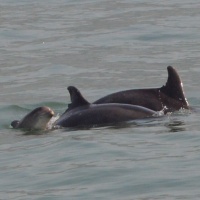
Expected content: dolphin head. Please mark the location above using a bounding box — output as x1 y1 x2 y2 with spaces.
11 106 54 130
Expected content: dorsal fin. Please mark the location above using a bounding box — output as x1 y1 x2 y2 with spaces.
67 86 90 110
161 66 188 106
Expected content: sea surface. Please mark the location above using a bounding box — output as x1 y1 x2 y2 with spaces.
1 1 200 199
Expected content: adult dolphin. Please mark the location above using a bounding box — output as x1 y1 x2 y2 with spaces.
55 86 161 129
93 66 189 113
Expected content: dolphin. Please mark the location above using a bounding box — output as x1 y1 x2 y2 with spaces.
93 66 189 113
11 106 54 130
10 88 161 131
55 86 161 129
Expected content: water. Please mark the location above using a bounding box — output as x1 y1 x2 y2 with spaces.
1 1 200 199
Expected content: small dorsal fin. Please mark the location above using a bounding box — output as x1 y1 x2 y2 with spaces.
67 86 90 110
161 66 188 106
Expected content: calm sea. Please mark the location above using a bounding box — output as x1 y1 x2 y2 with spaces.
1 1 200 199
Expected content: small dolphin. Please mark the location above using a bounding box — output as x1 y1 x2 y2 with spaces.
11 106 54 130
55 86 161 129
93 66 189 112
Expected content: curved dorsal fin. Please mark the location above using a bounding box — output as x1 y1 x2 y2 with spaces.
161 66 188 106
67 86 90 110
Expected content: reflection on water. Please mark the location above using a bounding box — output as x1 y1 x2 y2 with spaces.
166 119 186 133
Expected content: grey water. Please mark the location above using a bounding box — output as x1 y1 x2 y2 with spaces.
1 0 200 199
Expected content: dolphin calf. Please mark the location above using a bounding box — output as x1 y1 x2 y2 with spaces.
11 106 54 130
93 66 189 113
55 86 161 129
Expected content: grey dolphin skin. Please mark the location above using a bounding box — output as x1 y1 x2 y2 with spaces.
11 88 159 130
10 66 189 130
55 86 159 128
93 66 189 113
11 106 54 130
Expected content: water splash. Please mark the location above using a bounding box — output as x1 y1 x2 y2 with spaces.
46 114 60 130
153 106 167 117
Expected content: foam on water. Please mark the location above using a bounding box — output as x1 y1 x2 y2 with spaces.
46 113 60 130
